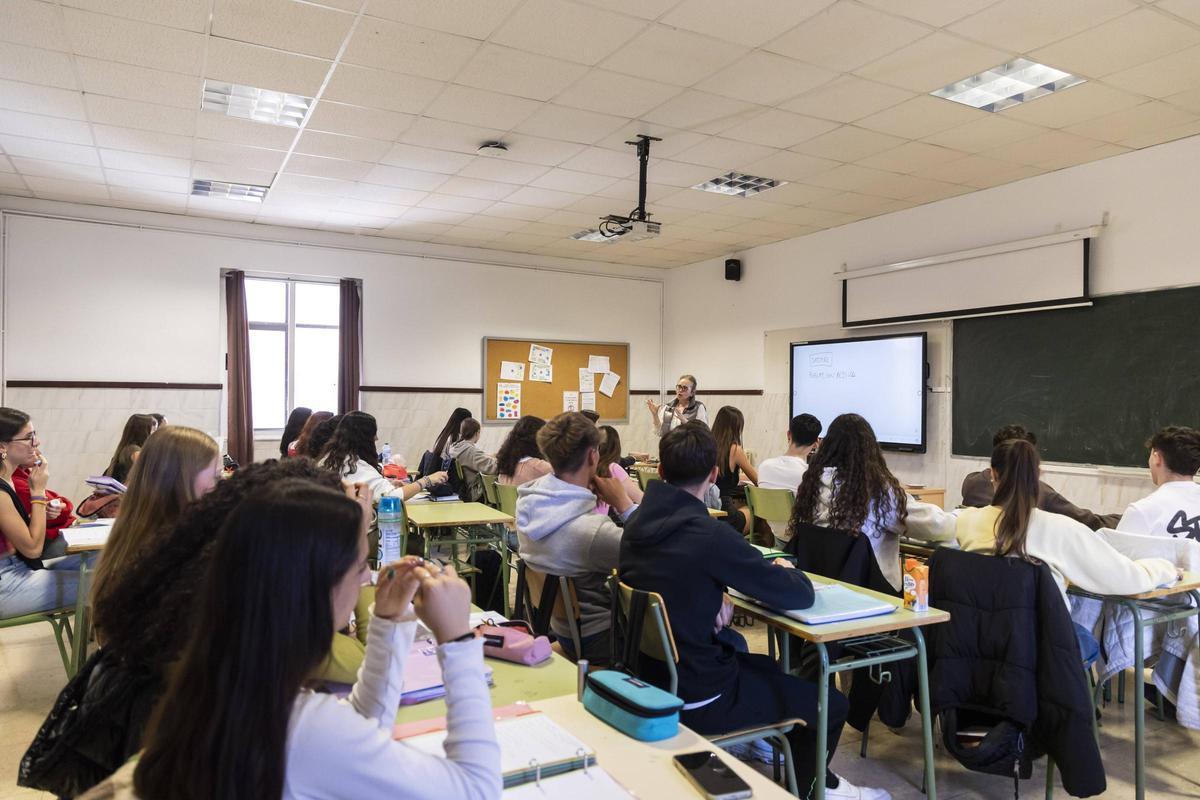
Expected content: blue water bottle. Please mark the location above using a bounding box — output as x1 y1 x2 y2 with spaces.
377 495 403 565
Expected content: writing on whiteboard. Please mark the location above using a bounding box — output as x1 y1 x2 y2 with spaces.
809 353 833 367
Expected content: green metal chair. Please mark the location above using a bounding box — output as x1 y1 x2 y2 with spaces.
496 482 518 518
480 473 500 508
608 575 800 795
0 608 74 677
744 486 795 535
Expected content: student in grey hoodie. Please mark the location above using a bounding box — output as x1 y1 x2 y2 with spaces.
447 418 497 502
515 412 636 665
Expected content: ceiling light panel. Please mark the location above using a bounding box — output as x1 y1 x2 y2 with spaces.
201 80 313 128
931 58 1085 112
191 179 269 201
693 171 786 197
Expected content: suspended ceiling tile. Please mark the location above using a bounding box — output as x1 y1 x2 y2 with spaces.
767 2 930 73
204 38 332 98
1029 8 1200 78
294 130 392 163
9 156 104 182
0 109 93 146
76 57 202 109
672 136 778 170
856 95 982 139
91 125 193 158
791 125 907 163
193 140 287 172
1000 81 1148 128
492 0 649 66
0 134 99 166
641 90 758 131
739 149 840 182
480 201 555 222
379 143 475 175
305 101 414 141
361 163 451 191
697 51 838 107
0 43 78 90
602 24 747 87
436 175 521 201
211 0 355 59
718 109 840 149
660 0 835 48
513 104 628 145
558 147 640 179
343 15 480 80
63 0 211 33
104 168 190 193
783 76 915 124
364 0 523 40
0 0 71 51
857 0 997 28
856 141 970 174
98 148 191 176
1064 100 1199 143
855 32 1010 94
920 115 1047 153
948 0 1135 55
490 134 586 167
196 113 297 150
554 70 682 118
423 85 542 131
25 174 111 201
322 64 443 115
1103 45 1200 99
457 157 552 185
62 7 206 74
456 44 590 103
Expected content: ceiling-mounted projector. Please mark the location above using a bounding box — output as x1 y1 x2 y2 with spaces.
571 134 661 244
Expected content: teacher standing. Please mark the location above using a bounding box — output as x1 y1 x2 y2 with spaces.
646 374 708 436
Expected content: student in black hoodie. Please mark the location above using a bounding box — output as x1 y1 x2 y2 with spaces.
620 423 888 800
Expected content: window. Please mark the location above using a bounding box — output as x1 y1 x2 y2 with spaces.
245 277 339 430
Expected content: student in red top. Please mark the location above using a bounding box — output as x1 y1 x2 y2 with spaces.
12 460 75 559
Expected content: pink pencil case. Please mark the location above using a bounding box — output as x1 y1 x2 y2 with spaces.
475 620 552 665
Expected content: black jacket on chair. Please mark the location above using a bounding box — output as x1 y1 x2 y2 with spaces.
928 548 1105 798
785 522 913 729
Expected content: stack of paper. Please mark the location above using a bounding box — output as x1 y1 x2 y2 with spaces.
401 636 494 705
730 583 896 625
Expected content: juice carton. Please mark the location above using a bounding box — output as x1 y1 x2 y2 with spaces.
903 558 929 612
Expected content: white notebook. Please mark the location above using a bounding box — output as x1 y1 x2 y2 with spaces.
504 767 633 798
731 582 896 625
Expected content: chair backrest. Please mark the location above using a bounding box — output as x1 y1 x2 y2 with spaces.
636 468 661 491
496 482 518 517
518 560 582 656
480 473 499 507
745 485 795 523
608 574 680 693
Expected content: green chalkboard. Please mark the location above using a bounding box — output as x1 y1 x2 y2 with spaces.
953 285 1200 467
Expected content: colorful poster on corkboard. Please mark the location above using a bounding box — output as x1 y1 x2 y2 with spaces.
497 382 521 419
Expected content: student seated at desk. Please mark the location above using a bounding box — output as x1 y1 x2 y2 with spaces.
321 411 447 502
102 413 158 485
620 423 889 800
299 412 341 459
961 424 1118 530
712 406 758 536
90 426 221 640
447 418 497 502
957 439 1178 660
433 407 474 461
594 425 642 516
280 406 312 458
515 412 635 665
292 410 333 459
791 413 955 593
9 424 76 559
84 481 500 800
496 416 551 486
0 407 80 618
757 413 822 544
1118 425 1200 540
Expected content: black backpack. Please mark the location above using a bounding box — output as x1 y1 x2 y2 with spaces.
938 706 1045 799
416 450 458 498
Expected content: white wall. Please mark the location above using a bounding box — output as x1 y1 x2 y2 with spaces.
1 201 665 496
664 134 1200 514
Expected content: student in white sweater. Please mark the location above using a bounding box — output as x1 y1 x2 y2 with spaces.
756 413 822 543
789 413 956 591
321 411 447 503
88 479 500 800
957 439 1179 610
1117 425 1200 541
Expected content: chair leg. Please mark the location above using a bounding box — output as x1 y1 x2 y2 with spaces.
1045 755 1055 800
860 717 871 758
772 733 798 797
1118 670 1126 705
47 616 72 677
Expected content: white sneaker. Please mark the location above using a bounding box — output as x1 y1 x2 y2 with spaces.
824 773 892 800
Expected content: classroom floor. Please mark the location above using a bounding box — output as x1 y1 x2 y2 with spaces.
3 620 1199 799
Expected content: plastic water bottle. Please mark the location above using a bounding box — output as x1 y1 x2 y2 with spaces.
377 496 403 565
381 441 392 464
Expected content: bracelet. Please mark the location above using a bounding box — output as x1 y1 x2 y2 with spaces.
30 499 48 506
30 495 47 501
441 630 476 645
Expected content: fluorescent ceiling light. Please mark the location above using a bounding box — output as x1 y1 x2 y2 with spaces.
191 179 269 202
693 172 784 198
931 58 1085 112
201 79 312 127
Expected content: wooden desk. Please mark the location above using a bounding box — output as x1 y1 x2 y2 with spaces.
906 486 945 509
530 694 793 798
708 508 727 518
1068 572 1200 800
405 502 515 615
405 502 513 528
731 574 949 800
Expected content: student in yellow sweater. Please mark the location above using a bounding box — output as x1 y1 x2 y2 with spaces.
956 438 1179 661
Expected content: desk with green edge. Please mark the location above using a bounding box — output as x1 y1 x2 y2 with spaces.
63 535 107 676
1067 571 1200 800
731 575 950 800
404 502 515 615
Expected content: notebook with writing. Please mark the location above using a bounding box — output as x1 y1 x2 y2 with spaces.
401 636 494 705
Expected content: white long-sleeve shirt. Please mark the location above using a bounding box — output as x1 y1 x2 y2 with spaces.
87 611 501 800
957 506 1178 608
339 458 405 504
810 466 957 590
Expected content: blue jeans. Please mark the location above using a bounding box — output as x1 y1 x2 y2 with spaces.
1074 621 1100 667
0 553 81 618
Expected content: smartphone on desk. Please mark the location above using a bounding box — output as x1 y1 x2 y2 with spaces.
673 751 752 799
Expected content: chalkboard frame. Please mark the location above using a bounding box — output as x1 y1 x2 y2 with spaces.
789 331 928 453
842 238 1093 327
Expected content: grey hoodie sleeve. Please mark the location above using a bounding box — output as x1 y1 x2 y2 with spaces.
586 517 624 573
464 445 497 476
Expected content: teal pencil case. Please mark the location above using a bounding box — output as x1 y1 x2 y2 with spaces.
582 670 683 742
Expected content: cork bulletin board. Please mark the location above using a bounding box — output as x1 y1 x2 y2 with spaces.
482 337 630 423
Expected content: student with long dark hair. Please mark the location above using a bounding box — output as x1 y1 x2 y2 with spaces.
790 413 955 592
322 411 446 502
0 407 80 618
496 416 551 486
91 480 501 799
300 413 342 459
957 439 1178 659
433 407 474 461
595 425 641 516
280 406 313 458
711 406 757 535
103 414 158 484
293 411 333 459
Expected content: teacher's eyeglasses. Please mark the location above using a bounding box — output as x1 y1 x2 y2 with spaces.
675 384 691 391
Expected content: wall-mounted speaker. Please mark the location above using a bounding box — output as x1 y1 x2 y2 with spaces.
725 258 742 282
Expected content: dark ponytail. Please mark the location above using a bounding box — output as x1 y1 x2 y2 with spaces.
991 438 1040 559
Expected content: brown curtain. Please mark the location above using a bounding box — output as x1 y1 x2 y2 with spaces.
225 270 254 466
338 278 362 415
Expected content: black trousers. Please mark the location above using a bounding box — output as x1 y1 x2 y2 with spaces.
680 652 848 797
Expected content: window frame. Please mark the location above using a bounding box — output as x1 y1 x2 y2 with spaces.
245 275 340 435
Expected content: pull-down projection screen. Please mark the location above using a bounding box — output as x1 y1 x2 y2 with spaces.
840 228 1095 328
